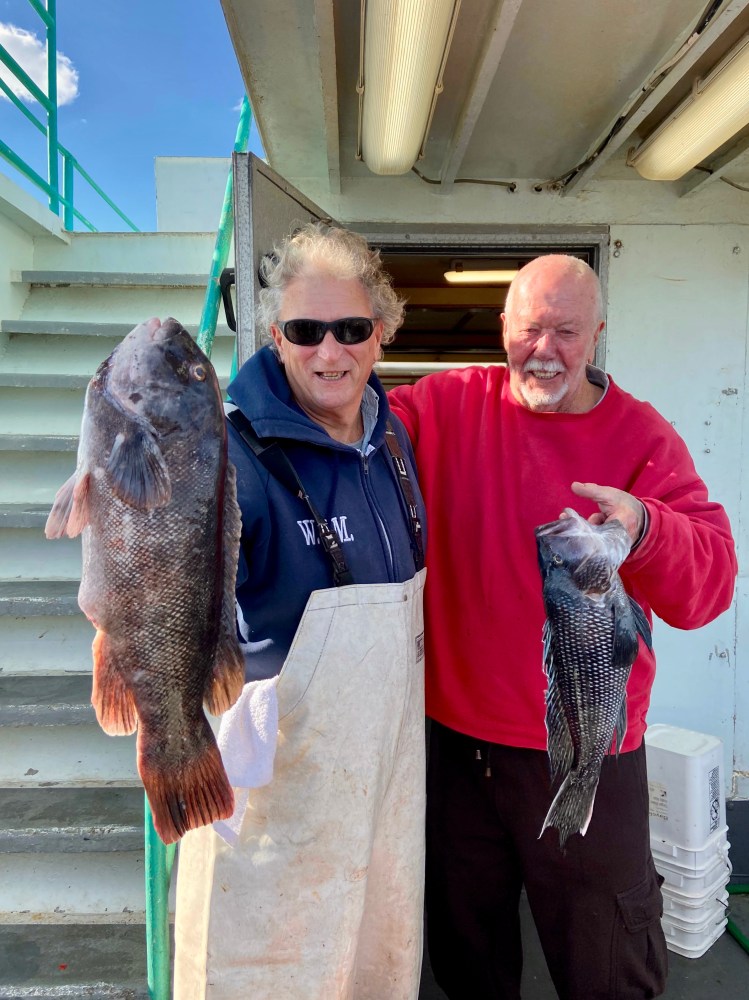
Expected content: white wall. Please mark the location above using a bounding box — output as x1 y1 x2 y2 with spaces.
606 225 746 795
155 157 231 232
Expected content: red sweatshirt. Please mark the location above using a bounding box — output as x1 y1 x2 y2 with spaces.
389 366 737 751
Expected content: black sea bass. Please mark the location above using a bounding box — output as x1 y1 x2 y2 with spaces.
534 508 652 848
45 317 244 844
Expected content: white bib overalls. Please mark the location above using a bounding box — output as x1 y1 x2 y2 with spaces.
174 568 426 999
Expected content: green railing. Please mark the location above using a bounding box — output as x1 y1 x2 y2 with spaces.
144 95 251 1000
0 0 139 231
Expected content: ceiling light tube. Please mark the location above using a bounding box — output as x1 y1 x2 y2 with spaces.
444 269 519 284
358 0 461 176
629 34 749 181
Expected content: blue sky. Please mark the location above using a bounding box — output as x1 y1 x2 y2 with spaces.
0 0 265 231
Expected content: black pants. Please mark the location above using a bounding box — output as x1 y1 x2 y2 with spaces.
425 723 668 1000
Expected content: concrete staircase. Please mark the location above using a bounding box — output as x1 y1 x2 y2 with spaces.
0 231 234 997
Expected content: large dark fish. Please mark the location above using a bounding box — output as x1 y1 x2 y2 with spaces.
45 317 244 844
534 508 652 848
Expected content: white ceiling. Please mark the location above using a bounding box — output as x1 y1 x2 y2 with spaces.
221 0 749 200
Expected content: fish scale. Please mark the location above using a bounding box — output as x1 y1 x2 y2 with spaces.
45 317 245 844
535 509 652 848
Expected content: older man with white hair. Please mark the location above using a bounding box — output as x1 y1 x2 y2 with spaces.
389 254 737 1000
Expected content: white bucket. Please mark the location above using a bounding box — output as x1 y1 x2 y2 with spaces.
645 724 725 849
662 914 727 959
652 841 731 894
661 884 729 921
649 825 730 870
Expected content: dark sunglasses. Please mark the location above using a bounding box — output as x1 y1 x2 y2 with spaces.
278 317 376 347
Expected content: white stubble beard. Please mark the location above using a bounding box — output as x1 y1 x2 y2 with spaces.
515 361 569 411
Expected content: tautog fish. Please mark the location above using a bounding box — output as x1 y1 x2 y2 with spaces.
46 317 244 844
534 508 652 848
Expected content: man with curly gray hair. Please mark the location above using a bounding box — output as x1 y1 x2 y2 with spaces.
258 222 405 352
175 221 428 1000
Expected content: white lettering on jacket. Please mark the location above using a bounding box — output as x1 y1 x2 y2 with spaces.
297 516 355 546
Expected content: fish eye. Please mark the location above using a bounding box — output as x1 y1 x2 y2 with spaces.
552 554 563 565
191 364 207 382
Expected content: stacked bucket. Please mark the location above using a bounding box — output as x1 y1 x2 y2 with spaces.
645 723 731 958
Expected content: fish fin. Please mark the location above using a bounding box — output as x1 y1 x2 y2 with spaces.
542 620 575 780
137 718 234 844
612 599 641 670
628 595 653 650
45 472 91 538
91 630 138 735
541 619 553 675
540 766 601 849
204 461 245 716
614 695 628 757
106 428 171 510
204 652 245 717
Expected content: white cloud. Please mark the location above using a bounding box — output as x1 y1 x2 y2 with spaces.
0 22 79 106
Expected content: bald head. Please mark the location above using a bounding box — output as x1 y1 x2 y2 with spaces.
505 255 603 324
501 254 605 414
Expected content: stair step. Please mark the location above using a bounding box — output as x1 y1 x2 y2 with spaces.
0 504 51 528
0 371 228 400
0 823 141 856
0 675 94 727
1 318 234 339
2 612 93 677
0 983 151 1000
0 788 144 853
0 388 84 440
0 722 139 787
0 524 81 581
0 331 235 378
0 852 147 923
0 434 78 452
0 985 147 1000
0 581 81 616
15 285 210 326
0 372 90 389
19 270 209 288
0 923 148 998
0 451 78 504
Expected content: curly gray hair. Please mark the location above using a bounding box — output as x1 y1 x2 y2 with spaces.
256 223 405 351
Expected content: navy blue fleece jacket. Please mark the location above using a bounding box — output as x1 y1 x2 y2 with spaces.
226 346 426 681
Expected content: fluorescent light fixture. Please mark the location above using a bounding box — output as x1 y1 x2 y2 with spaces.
358 0 461 175
444 266 519 285
629 34 749 181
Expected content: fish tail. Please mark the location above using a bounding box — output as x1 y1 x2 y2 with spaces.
540 765 601 849
91 630 138 735
137 720 234 845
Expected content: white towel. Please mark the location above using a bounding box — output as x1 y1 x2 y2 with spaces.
213 677 279 846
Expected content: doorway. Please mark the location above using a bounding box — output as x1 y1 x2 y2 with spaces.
362 231 609 388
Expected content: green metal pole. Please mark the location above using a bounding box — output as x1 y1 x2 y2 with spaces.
62 153 74 230
145 796 176 999
46 0 60 215
196 95 252 357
